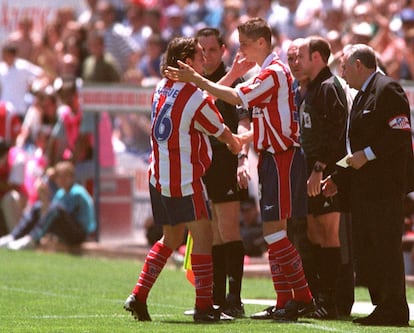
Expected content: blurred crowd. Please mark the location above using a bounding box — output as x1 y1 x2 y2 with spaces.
2 0 414 241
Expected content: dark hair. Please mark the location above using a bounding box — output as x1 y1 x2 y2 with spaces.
2 43 17 56
196 27 225 47
308 36 331 63
237 17 272 45
161 37 198 73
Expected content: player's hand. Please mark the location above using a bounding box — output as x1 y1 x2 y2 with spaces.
237 129 253 145
321 176 338 197
226 135 242 155
229 53 256 78
164 60 197 82
307 171 323 197
237 157 250 189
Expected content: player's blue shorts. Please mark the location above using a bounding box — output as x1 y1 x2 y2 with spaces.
258 147 307 222
149 184 211 226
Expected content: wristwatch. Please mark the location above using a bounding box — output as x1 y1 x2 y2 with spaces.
238 153 248 160
313 164 324 173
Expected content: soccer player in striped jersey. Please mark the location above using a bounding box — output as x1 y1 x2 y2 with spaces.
124 36 246 323
165 17 315 321
195 27 251 318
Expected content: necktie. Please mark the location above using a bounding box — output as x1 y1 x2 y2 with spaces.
352 90 364 111
346 90 364 154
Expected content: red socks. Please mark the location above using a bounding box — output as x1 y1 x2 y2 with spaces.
268 237 313 305
132 241 173 303
191 253 214 311
268 250 293 309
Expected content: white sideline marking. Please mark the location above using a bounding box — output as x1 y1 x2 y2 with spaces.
302 324 347 332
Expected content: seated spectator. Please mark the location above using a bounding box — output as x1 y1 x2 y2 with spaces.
0 167 56 247
0 138 27 235
239 197 266 257
0 161 96 250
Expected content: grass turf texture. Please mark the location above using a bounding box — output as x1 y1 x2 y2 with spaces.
1 250 413 332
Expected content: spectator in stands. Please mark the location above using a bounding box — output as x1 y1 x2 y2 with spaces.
6 16 41 61
397 7 414 80
0 161 96 250
219 0 243 66
161 4 195 43
48 77 83 166
32 21 61 80
271 0 323 40
144 7 162 36
78 0 100 28
112 111 151 162
59 22 88 78
82 29 121 82
123 1 152 52
137 32 165 84
0 43 44 120
16 82 57 151
0 166 56 248
184 0 220 30
56 7 77 31
76 28 119 186
0 138 27 236
95 0 140 73
367 0 404 80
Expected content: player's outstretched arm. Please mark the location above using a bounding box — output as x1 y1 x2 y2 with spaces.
165 61 242 106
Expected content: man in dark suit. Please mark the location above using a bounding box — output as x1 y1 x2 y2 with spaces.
329 44 412 326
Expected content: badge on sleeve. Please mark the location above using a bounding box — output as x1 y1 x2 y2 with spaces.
388 115 411 131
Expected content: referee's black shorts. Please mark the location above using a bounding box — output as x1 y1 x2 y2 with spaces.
203 146 248 204
306 161 341 216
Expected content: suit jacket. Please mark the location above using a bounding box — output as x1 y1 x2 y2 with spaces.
348 72 413 199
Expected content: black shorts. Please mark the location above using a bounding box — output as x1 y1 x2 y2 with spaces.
306 161 341 216
308 193 341 216
203 147 248 203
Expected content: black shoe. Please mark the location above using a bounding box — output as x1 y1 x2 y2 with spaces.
250 306 277 320
272 299 316 322
223 303 245 318
353 312 409 327
124 294 151 321
193 306 234 322
223 294 245 318
308 298 338 320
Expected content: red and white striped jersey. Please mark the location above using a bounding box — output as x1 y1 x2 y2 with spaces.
236 53 299 154
149 78 226 197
